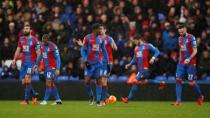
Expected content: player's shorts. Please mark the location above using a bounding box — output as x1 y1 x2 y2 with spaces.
44 69 56 80
101 64 113 77
19 62 35 79
84 62 102 78
136 70 150 81
176 64 196 80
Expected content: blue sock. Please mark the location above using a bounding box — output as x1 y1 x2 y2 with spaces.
193 83 202 98
44 87 52 101
102 86 108 101
52 86 61 101
128 85 138 100
30 86 36 97
96 85 102 102
176 83 182 102
86 84 93 98
24 84 31 101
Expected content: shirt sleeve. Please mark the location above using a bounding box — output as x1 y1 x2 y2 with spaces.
102 39 109 63
148 43 160 58
36 52 43 66
190 36 197 48
53 45 61 70
17 37 22 48
35 39 41 51
128 48 137 65
81 36 88 62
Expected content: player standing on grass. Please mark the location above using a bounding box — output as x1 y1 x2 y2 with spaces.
81 23 108 106
121 34 161 103
12 24 40 105
98 25 117 105
172 23 204 106
34 34 62 105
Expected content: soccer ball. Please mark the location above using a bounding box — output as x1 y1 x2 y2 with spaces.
107 95 117 104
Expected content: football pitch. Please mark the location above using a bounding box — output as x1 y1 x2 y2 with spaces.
0 101 209 118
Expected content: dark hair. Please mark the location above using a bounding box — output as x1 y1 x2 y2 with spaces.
134 34 143 40
99 24 106 29
42 34 50 40
177 22 186 29
91 23 101 30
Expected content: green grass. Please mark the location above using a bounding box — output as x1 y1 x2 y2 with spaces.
0 101 209 118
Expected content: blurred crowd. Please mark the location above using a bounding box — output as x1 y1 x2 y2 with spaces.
0 0 209 80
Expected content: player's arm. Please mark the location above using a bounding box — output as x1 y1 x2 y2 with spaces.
34 51 43 69
125 49 136 69
81 37 88 62
35 40 41 61
148 43 160 64
110 37 118 50
102 40 109 62
184 36 197 64
53 46 61 76
12 40 22 64
125 56 136 69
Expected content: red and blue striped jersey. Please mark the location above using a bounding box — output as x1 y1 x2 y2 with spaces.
36 42 61 70
178 33 196 65
101 35 114 64
18 36 40 63
129 43 160 71
81 33 103 64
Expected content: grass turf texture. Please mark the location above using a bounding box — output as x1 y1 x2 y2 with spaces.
0 101 209 118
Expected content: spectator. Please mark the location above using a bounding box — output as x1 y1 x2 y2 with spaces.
198 50 210 79
0 0 209 78
8 63 19 79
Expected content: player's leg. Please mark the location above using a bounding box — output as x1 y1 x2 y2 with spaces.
40 77 53 105
19 64 29 104
27 63 38 104
122 72 141 103
173 64 185 106
187 66 204 105
94 64 103 106
51 70 62 105
101 64 109 103
84 66 94 105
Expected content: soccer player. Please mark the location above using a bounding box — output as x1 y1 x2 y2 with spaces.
173 23 204 106
34 34 62 105
81 23 108 106
12 24 40 105
121 34 160 103
98 25 117 104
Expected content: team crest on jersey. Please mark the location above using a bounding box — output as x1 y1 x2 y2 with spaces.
47 48 51 52
22 45 29 52
180 45 187 51
92 44 100 51
42 52 47 58
136 51 142 57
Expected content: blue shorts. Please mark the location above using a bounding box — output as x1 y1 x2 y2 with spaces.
20 62 35 79
101 64 113 77
136 70 150 80
176 64 196 80
44 69 56 80
84 63 102 78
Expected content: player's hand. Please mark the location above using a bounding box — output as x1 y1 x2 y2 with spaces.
33 65 38 70
125 64 130 69
55 70 60 76
76 39 83 46
184 59 190 64
85 62 91 69
149 57 155 64
11 59 16 66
